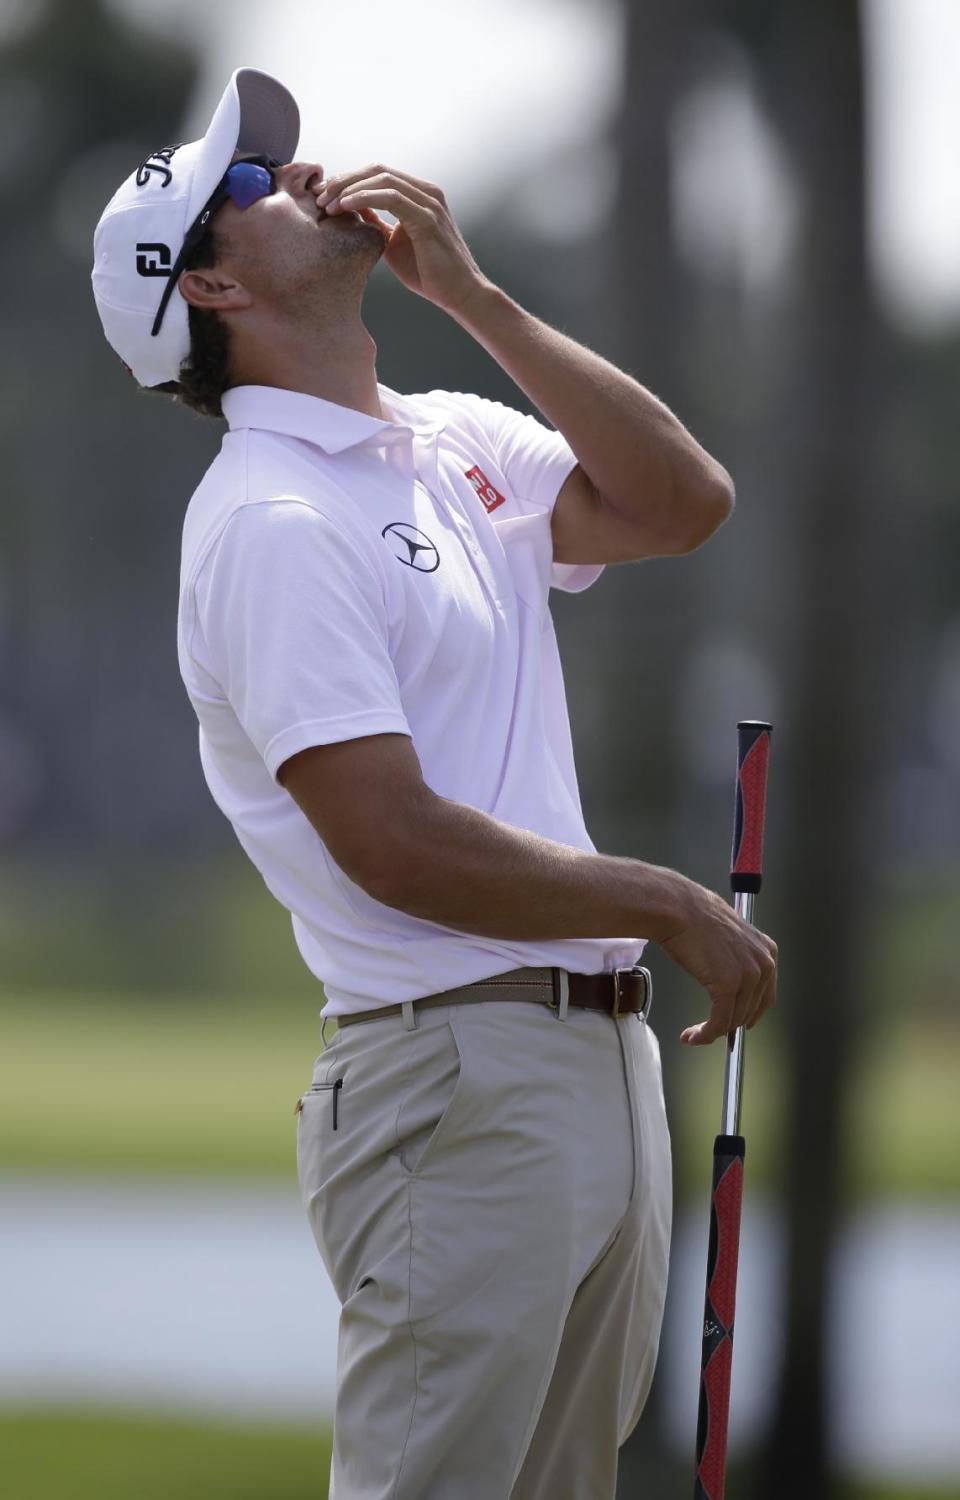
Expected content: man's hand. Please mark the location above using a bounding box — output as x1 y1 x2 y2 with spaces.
315 165 490 316
654 879 778 1045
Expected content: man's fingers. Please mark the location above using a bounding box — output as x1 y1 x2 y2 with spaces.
682 983 736 1046
331 188 438 237
680 1016 730 1045
318 163 444 202
319 169 439 214
744 933 777 1028
354 204 392 236
714 960 763 1037
665 892 779 1045
747 954 777 1029
683 948 776 1044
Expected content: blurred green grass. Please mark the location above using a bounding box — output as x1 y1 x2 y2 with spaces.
0 854 957 1196
0 989 320 1177
0 852 322 1001
0 987 956 1198
677 1014 960 1199
0 1408 332 1500
0 1408 954 1500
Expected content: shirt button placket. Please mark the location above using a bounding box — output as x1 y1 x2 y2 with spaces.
413 430 508 609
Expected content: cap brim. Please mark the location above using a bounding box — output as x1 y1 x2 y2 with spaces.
186 67 301 223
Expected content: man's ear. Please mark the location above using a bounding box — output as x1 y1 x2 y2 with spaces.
178 267 252 315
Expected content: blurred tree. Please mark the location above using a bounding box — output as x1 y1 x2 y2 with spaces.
720 3 879 1495
609 0 882 1494
603 0 712 1493
592 0 717 867
0 0 208 851
0 0 195 179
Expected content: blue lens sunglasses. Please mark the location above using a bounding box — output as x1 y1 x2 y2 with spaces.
150 154 281 339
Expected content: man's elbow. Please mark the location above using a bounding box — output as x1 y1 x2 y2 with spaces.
310 796 430 912
361 854 417 913
348 816 435 914
673 463 735 553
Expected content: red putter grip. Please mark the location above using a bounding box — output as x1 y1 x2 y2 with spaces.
730 721 772 894
694 1135 745 1500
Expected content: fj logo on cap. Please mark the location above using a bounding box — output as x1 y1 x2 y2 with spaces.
136 243 173 277
136 145 181 189
465 464 506 514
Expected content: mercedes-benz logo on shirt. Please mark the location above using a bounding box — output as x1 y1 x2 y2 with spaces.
381 522 440 572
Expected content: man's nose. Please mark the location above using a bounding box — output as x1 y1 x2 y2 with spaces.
278 160 325 195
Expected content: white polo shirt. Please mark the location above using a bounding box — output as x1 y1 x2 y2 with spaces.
177 382 646 1015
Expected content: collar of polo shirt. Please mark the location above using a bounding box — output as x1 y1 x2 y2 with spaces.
220 384 448 454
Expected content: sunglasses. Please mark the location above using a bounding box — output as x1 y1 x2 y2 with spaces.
150 153 282 339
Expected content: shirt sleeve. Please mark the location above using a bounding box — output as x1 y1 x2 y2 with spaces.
191 498 411 782
450 391 604 595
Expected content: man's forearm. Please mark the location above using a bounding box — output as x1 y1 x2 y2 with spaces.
369 786 778 1048
451 281 731 531
374 787 689 944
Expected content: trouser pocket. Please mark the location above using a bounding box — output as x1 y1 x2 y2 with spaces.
295 1077 343 1128
295 1012 473 1300
393 1016 467 1178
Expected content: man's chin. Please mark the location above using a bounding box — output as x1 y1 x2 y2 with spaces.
352 220 388 260
320 207 382 232
320 212 385 255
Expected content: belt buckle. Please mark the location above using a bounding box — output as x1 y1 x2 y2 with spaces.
612 965 653 1021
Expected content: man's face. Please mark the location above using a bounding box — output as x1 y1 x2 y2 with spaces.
207 154 386 319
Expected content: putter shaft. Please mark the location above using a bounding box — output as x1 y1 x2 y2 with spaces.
720 889 755 1137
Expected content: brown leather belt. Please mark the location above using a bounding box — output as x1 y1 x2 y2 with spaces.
335 964 653 1028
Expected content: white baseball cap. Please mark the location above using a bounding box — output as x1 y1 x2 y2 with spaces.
92 68 300 388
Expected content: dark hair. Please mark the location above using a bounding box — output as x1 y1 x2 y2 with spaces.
146 223 233 420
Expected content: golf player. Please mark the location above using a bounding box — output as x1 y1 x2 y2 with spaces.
92 68 776 1500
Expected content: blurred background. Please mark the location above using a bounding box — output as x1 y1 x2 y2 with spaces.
1 0 958 1496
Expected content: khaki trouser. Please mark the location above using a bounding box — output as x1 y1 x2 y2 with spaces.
296 991 672 1500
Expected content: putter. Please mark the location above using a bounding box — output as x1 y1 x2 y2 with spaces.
693 720 773 1500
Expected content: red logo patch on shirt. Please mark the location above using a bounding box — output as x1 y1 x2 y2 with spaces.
465 463 506 514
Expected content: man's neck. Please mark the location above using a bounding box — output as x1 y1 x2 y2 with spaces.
231 317 383 419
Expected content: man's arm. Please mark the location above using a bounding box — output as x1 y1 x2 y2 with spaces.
316 165 732 562
450 283 734 563
278 733 777 1046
